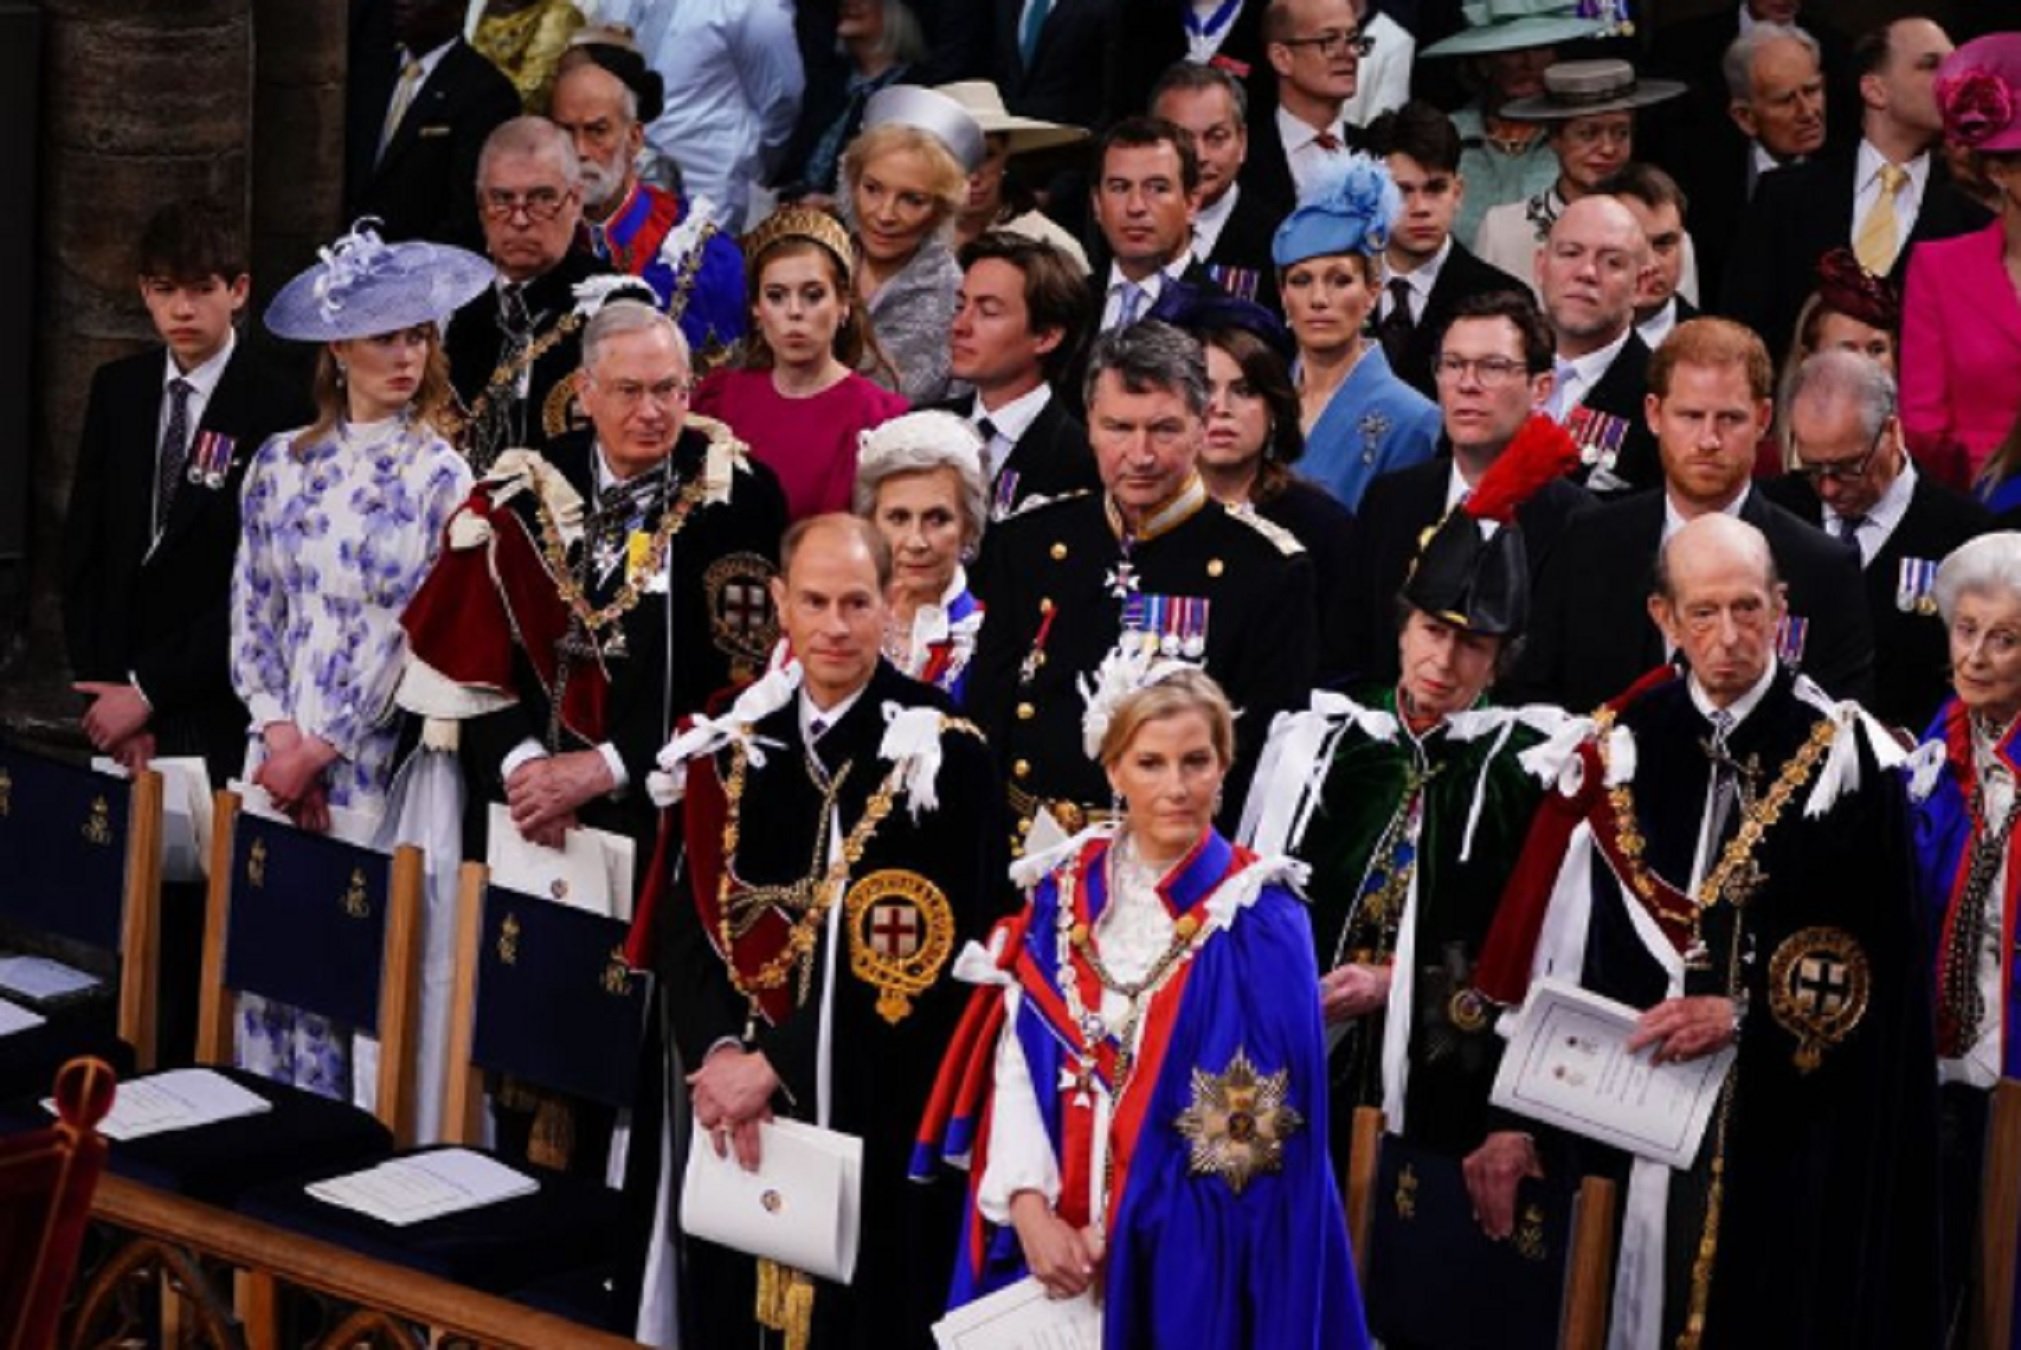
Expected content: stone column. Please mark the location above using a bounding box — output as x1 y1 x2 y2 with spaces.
250 0 347 317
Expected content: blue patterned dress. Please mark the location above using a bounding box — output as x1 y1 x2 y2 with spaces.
228 414 471 1099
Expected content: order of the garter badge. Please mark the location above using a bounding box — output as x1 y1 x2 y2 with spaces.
1768 925 1871 1072
844 868 955 1025
1174 1046 1303 1195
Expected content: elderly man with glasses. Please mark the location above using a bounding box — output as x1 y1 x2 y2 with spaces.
444 115 615 470
1764 349 1989 734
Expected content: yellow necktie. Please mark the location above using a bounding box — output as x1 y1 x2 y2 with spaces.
379 57 425 160
1853 163 1910 275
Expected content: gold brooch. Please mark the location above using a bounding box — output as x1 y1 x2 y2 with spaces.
1174 1047 1303 1195
1768 925 1870 1072
844 869 955 1024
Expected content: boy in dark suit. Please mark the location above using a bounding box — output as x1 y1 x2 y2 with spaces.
62 199 307 1064
64 199 306 785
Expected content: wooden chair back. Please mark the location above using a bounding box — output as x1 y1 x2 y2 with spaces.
0 745 163 1071
193 791 423 1143
1977 1077 2021 1349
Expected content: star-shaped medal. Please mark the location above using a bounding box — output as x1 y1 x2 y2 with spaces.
1105 561 1140 599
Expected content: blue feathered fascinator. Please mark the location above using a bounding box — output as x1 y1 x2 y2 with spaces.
1270 153 1403 269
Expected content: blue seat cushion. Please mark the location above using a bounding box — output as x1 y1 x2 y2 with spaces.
0 1065 393 1204
0 999 134 1102
507 1262 629 1332
235 1145 624 1294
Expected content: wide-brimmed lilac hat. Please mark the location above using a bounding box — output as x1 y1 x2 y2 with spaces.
1938 34 2021 155
265 221 493 343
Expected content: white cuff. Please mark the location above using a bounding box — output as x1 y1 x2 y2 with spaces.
596 741 629 793
500 738 547 781
126 671 153 712
976 989 1062 1225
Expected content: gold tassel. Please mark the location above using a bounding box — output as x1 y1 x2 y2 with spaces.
755 1259 816 1350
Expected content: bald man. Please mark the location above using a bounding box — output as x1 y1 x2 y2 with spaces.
1471 510 1942 1348
1535 195 1662 494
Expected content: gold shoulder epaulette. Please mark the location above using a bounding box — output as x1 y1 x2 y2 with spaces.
1223 501 1306 556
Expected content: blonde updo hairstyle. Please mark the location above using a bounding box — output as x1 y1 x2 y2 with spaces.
840 123 970 242
1095 668 1237 770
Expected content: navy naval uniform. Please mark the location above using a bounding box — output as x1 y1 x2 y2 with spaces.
967 475 1317 847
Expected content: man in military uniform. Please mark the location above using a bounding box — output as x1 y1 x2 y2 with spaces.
548 37 747 365
967 320 1316 847
401 298 787 871
657 514 1006 1348
444 115 618 470
1469 514 1943 1348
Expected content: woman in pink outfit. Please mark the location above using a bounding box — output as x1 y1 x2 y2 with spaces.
692 205 907 520
1901 33 2021 489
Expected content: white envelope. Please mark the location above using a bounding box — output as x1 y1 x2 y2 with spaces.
93 755 213 883
680 1116 863 1284
484 804 636 921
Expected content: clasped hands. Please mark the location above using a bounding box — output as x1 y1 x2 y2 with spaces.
688 1044 780 1172
1009 1191 1105 1302
74 681 154 771
253 722 340 833
505 750 615 848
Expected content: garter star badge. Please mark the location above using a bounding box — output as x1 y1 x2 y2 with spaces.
845 869 955 1024
1174 1047 1302 1195
1768 925 1870 1072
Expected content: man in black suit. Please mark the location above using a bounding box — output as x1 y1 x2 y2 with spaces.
64 201 308 1069
1536 194 1660 493
1719 17 1991 361
64 200 307 786
942 231 1099 523
1086 116 1222 332
1764 351 1988 734
1506 316 1874 711
1662 21 1828 305
984 0 1118 131
444 116 617 472
1367 99 1526 400
1152 63 1287 313
1332 289 1591 683
1596 163 1700 352
345 0 518 250
1241 0 1373 213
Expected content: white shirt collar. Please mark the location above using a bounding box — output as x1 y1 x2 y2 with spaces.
397 37 457 84
1191 182 1240 262
1736 1 1760 36
800 682 868 745
1105 260 1177 301
1662 483 1751 542
1750 140 1793 180
1824 454 1918 564
1556 324 1633 393
1389 235 1452 311
975 380 1052 444
1687 658 1777 732
1276 102 1347 155
163 328 236 401
1635 296 1680 350
1856 137 1930 192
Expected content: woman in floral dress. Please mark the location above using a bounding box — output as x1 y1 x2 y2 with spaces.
228 223 490 1099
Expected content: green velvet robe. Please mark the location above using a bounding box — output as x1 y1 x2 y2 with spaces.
1245 685 1566 1162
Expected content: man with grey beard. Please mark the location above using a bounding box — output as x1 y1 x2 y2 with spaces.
549 38 748 364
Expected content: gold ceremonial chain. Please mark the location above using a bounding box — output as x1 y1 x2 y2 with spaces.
664 218 716 328
464 309 586 437
715 740 904 1013
534 474 706 637
1593 708 1836 935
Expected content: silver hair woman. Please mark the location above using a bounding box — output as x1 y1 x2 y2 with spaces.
852 409 989 701
1908 530 2021 1332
